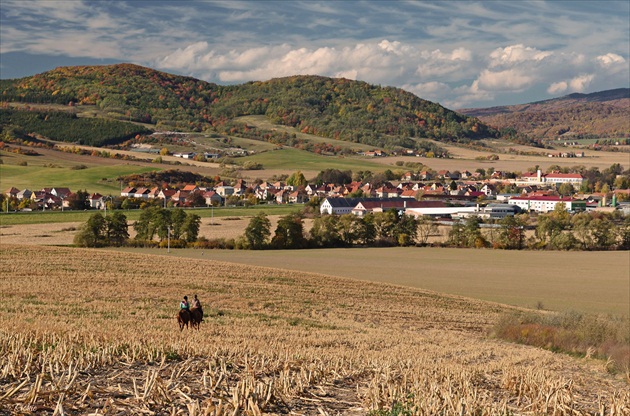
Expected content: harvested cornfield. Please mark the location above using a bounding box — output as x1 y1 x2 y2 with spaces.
0 244 628 415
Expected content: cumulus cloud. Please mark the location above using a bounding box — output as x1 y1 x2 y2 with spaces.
568 74 595 91
488 44 553 67
547 74 595 94
596 53 625 67
157 40 478 87
547 81 568 95
474 68 534 92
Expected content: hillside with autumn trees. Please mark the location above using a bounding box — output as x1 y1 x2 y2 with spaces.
459 88 630 140
1 63 499 151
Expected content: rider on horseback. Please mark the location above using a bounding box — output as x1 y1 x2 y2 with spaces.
180 296 190 311
191 294 203 321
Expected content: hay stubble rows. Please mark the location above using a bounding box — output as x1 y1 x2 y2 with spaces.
1 244 628 415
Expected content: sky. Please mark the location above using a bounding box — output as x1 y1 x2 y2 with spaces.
0 0 629 109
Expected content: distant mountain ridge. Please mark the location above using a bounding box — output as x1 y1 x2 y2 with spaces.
0 63 498 150
459 88 630 139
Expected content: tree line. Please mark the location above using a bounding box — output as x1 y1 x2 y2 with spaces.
239 207 629 251
74 207 201 248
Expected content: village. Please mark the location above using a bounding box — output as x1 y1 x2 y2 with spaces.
4 168 629 218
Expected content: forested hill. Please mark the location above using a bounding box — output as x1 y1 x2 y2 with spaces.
458 88 630 139
0 63 499 149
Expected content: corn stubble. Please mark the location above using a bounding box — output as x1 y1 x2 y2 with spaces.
1 244 628 415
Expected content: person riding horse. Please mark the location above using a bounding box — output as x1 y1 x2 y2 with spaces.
191 294 203 321
177 296 191 331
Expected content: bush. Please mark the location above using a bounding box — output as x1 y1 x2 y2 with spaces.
158 239 187 249
192 238 236 250
125 239 159 248
493 311 629 373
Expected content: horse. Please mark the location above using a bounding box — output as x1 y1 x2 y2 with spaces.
177 309 191 331
190 307 203 330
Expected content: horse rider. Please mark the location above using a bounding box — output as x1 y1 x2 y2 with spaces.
180 296 190 311
191 294 203 321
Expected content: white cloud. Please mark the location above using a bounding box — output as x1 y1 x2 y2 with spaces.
547 74 595 94
596 53 626 67
488 44 553 68
569 74 595 92
547 81 568 95
475 68 534 91
156 40 478 87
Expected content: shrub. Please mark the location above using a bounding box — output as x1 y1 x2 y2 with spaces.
493 311 629 373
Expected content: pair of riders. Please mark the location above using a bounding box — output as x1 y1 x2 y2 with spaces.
180 295 203 320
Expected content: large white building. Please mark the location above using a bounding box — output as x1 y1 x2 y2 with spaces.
519 170 583 187
508 195 585 213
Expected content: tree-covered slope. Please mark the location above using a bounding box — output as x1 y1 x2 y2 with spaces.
1 63 499 149
459 89 630 139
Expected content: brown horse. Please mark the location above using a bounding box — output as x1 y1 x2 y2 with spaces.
190 307 203 330
177 309 191 331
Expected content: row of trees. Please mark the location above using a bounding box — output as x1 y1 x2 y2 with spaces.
239 206 629 251
447 207 629 251
74 207 201 247
240 211 436 250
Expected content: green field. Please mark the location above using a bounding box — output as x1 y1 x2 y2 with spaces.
0 156 161 195
115 246 630 317
0 204 303 226
240 147 387 172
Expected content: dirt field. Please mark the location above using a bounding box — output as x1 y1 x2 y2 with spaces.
1 244 628 415
2 217 627 318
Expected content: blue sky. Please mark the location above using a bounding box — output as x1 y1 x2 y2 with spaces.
1 0 628 109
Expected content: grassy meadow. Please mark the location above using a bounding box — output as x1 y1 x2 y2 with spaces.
1 244 628 415
0 148 161 195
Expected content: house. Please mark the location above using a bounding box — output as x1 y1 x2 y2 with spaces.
375 186 401 198
363 149 386 157
133 187 151 199
157 188 177 204
16 189 33 200
51 187 72 198
274 189 290 204
145 187 158 199
480 183 498 196
215 185 235 197
400 172 415 181
121 187 136 197
89 193 104 209
5 187 20 198
202 190 223 206
288 190 308 204
182 184 199 193
436 170 450 179
171 190 190 204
